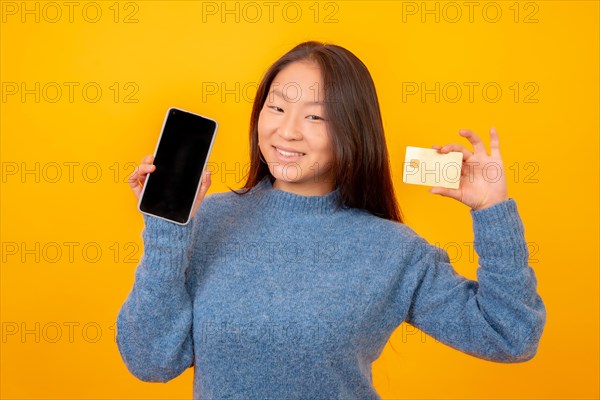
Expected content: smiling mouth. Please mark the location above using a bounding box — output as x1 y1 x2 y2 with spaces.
273 146 305 157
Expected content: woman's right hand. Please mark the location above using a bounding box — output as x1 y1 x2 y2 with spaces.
128 154 212 219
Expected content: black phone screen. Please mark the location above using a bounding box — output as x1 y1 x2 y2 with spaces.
139 108 217 225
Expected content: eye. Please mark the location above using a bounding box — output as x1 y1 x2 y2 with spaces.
306 115 324 120
269 106 284 112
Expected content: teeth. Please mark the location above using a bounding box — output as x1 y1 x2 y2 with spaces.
276 147 304 157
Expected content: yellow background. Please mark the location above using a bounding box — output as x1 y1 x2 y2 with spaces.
1 1 598 399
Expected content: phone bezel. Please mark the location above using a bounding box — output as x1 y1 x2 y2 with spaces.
137 107 218 226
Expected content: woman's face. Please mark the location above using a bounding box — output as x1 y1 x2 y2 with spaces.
257 60 335 196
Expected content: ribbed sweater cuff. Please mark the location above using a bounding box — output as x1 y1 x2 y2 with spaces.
142 214 195 243
138 214 195 283
470 198 529 263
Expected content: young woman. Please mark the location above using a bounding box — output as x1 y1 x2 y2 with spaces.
118 41 546 399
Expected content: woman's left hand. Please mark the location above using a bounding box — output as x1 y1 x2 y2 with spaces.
430 127 509 211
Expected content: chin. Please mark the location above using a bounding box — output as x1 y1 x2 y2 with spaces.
269 165 305 183
272 171 289 182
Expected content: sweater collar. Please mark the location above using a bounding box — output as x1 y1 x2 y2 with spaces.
248 176 342 215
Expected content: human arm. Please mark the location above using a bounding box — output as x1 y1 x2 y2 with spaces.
403 128 546 362
115 214 197 381
116 156 211 381
404 199 546 362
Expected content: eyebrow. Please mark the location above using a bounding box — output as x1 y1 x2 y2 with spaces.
268 88 324 105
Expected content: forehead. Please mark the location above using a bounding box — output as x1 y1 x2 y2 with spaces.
268 61 325 103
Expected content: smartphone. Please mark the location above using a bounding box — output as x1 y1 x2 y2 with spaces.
138 107 218 225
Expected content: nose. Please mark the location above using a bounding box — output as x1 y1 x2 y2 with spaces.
278 112 303 141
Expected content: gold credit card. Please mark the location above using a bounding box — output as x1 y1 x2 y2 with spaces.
402 146 463 189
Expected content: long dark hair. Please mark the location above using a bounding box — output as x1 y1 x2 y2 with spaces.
236 41 403 223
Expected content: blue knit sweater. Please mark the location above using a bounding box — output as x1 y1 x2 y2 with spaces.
116 177 546 399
